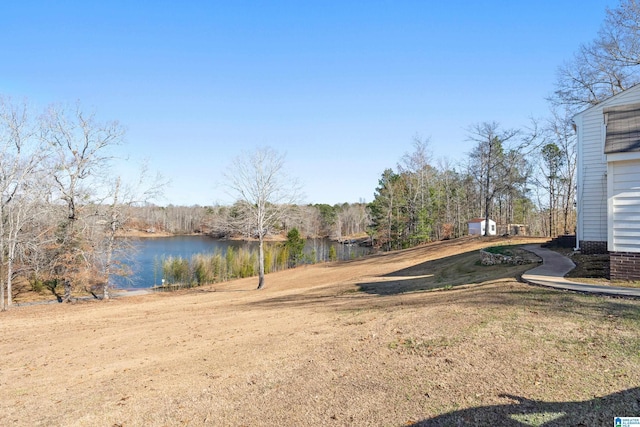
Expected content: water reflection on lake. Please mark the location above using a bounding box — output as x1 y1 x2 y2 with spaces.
114 235 371 289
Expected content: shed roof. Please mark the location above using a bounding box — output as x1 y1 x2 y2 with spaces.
604 102 640 154
468 218 491 223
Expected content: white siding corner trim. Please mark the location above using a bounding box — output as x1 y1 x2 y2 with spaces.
576 114 584 248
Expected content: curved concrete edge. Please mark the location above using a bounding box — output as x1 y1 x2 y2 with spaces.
520 244 640 299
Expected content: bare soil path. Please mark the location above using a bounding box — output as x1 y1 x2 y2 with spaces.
1 236 638 426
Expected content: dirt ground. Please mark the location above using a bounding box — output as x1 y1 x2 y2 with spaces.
1 236 639 426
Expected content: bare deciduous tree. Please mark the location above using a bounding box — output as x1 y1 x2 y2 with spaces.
97 163 166 299
224 147 301 289
540 143 563 237
467 122 519 235
397 137 435 244
546 107 577 234
40 103 125 302
0 97 46 310
552 0 640 109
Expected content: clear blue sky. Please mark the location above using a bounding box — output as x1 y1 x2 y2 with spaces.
2 1 613 206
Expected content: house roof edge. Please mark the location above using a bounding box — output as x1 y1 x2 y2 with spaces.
573 83 640 120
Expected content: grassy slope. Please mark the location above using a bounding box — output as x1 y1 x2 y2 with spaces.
0 236 638 426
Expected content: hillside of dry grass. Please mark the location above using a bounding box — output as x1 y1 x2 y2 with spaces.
1 236 638 426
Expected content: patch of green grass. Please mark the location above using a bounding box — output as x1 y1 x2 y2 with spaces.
360 248 538 296
484 245 513 255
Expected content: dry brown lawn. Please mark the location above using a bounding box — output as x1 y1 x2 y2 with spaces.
1 236 639 426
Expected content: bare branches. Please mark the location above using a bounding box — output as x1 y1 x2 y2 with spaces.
467 122 530 234
552 0 640 109
224 146 302 289
225 147 301 237
41 103 125 220
0 97 47 310
0 96 170 306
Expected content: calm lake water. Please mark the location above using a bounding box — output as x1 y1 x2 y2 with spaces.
114 235 372 289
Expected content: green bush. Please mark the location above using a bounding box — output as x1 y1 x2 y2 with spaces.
285 228 305 267
329 246 337 262
484 246 513 256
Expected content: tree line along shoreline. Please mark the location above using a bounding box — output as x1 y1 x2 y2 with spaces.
8 0 640 306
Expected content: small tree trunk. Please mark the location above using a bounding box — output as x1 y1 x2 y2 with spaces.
483 142 492 237
549 190 553 238
6 256 13 307
0 264 5 311
257 237 265 290
63 279 72 302
103 184 119 301
102 272 110 300
0 208 5 311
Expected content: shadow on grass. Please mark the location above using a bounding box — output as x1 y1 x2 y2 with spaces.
357 249 534 296
474 287 640 323
410 387 640 426
247 246 640 321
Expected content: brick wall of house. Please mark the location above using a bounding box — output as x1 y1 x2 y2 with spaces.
579 240 608 254
610 252 640 281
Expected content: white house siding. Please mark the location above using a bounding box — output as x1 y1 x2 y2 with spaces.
575 108 608 243
608 159 640 253
575 84 640 249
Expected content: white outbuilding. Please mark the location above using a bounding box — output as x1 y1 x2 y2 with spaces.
467 218 497 236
